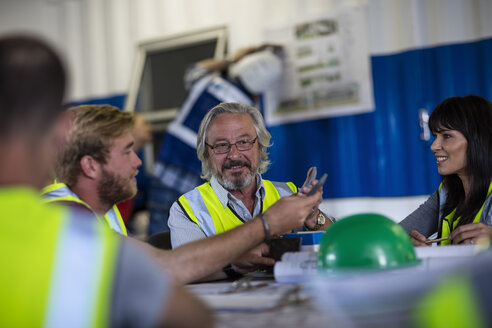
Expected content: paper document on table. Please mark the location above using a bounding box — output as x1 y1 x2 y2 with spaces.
415 244 487 271
415 244 483 258
274 251 318 283
187 281 307 312
281 251 318 262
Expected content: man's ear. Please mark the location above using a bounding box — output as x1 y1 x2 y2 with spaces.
80 155 100 180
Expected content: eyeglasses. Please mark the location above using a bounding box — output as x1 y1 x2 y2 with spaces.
206 137 258 154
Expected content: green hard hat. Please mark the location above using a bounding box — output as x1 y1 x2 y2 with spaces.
318 213 420 272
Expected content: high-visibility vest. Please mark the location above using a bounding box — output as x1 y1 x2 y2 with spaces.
0 187 119 327
439 181 492 245
415 274 486 328
177 179 297 236
42 182 128 236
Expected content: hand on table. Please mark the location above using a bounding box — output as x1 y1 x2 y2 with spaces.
231 243 274 274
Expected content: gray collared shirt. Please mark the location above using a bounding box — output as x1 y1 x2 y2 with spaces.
168 175 295 248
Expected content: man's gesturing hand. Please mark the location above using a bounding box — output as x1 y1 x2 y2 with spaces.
263 188 322 236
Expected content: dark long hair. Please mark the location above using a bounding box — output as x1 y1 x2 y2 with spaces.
428 95 492 228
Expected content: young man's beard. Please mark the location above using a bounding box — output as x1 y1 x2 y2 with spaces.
97 168 137 207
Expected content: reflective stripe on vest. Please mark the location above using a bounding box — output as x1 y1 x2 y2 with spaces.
42 183 128 236
0 187 118 327
177 180 297 236
44 210 119 328
439 181 492 245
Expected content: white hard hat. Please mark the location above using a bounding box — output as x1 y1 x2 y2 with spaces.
229 50 283 94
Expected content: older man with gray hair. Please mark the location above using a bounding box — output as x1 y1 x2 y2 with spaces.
169 102 332 277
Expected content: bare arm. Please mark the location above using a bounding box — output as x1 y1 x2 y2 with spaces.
197 58 231 73
169 202 276 282
196 243 276 282
196 44 283 73
127 191 322 284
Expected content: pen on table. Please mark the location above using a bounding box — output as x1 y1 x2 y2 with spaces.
424 237 450 244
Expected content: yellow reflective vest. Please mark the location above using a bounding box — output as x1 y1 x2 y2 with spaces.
177 179 297 236
415 274 486 328
42 182 128 236
0 187 119 327
439 181 492 245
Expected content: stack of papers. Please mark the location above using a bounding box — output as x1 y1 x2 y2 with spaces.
416 244 485 271
274 244 486 283
274 251 318 283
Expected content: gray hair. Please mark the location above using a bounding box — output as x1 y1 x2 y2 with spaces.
197 102 272 180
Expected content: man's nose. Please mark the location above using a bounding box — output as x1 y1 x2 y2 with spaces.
227 144 241 159
132 151 142 168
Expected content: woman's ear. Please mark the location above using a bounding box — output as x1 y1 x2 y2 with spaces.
80 155 100 180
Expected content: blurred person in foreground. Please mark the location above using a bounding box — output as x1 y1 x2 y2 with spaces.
43 104 323 283
0 35 212 328
400 95 492 245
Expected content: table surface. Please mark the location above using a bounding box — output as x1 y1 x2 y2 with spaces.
185 247 485 328
213 301 326 328
186 279 328 328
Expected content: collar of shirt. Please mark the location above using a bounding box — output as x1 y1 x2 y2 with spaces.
209 174 265 209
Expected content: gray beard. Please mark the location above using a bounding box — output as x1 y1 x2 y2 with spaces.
216 171 256 191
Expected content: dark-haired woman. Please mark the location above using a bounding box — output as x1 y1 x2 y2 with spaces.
400 95 492 246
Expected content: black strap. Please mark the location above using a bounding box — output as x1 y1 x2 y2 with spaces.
227 192 264 223
227 204 246 223
437 190 442 239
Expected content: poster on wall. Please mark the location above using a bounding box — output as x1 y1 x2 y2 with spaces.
263 5 374 125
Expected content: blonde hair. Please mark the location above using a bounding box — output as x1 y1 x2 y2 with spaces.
55 104 134 187
197 102 271 180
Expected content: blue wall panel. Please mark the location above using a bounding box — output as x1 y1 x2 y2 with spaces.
265 37 492 197
71 37 492 198
67 94 126 109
